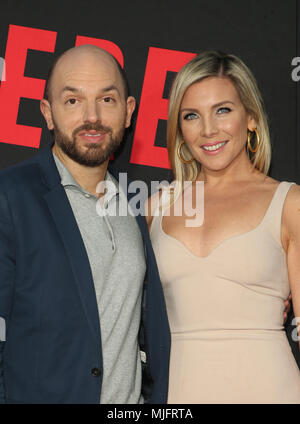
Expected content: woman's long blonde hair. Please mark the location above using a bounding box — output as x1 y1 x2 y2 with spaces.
167 51 271 188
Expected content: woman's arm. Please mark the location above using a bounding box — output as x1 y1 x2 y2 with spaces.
283 185 300 350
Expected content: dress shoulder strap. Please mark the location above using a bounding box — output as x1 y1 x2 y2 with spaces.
263 181 295 246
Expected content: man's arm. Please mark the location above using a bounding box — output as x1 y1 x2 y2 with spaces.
0 190 16 403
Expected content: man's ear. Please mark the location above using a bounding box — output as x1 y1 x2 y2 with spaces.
40 99 54 130
125 96 136 128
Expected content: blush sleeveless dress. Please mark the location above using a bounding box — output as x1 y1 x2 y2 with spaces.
150 181 300 403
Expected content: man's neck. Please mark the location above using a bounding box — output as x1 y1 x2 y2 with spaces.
52 144 108 196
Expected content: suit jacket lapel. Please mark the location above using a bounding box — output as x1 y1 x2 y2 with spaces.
37 145 101 348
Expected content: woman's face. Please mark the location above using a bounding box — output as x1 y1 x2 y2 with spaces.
179 76 256 173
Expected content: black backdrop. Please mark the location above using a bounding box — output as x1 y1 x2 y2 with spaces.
0 0 299 185
0 0 300 364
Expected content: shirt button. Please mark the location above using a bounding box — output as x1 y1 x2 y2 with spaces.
91 367 101 377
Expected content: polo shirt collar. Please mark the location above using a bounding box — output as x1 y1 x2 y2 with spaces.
53 153 119 201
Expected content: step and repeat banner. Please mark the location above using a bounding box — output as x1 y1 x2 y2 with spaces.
0 0 299 364
0 0 298 185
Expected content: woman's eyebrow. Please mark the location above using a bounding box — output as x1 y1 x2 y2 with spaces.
180 100 235 113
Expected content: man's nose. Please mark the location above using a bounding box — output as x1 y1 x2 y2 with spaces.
83 101 101 123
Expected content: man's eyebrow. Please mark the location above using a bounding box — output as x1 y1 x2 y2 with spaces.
60 85 121 95
60 86 81 94
101 84 120 95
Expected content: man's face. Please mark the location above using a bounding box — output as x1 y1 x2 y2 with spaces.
41 49 135 167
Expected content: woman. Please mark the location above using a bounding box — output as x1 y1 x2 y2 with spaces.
146 51 300 403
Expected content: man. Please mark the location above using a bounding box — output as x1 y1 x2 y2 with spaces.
0 45 170 403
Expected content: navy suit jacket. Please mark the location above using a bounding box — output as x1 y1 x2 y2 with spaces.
0 144 171 404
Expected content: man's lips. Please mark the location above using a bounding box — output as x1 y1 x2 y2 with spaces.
77 130 106 142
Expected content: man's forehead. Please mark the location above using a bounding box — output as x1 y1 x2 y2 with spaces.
53 65 121 93
56 60 116 78
46 46 127 100
59 70 118 84
54 49 119 82
57 46 116 67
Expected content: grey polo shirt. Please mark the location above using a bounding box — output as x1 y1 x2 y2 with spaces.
53 154 146 404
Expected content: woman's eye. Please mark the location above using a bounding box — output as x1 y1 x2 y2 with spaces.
183 113 198 120
66 98 77 105
217 107 231 114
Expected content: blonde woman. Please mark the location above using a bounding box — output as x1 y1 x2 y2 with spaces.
146 51 300 403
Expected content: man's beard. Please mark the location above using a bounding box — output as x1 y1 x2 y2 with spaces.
53 120 125 167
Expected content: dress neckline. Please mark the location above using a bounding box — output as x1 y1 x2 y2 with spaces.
159 181 285 260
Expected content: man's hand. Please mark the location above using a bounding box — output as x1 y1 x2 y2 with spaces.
284 293 292 324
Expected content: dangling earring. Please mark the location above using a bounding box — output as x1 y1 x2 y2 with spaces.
247 129 260 153
177 140 194 164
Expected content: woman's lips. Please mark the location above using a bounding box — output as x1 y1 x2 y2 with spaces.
201 140 228 155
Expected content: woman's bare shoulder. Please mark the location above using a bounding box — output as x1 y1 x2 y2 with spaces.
282 181 300 205
281 181 300 237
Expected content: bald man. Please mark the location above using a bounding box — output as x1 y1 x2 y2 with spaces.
0 45 170 404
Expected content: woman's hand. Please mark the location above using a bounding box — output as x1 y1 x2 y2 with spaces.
283 293 292 323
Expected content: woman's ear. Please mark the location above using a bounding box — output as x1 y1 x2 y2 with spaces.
247 115 257 132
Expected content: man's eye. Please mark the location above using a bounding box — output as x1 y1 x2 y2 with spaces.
183 113 198 120
66 98 77 105
217 107 231 114
103 97 115 103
